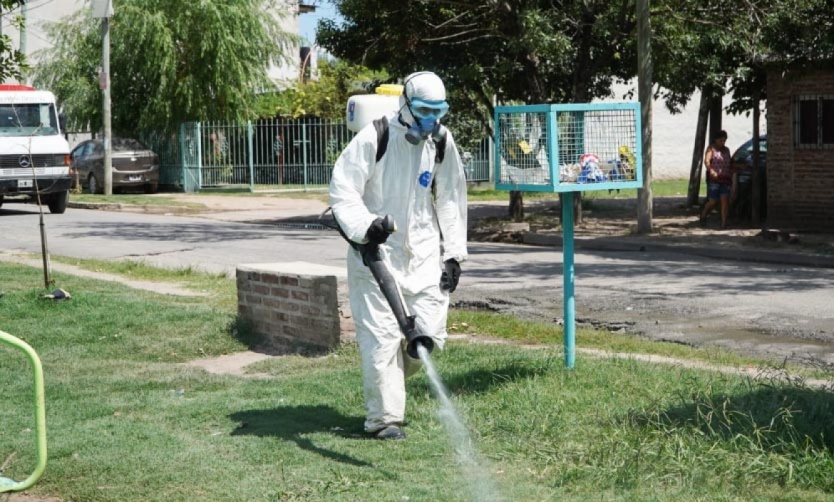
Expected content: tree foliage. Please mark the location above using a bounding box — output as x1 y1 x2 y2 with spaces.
320 0 834 127
317 0 638 135
650 0 834 114
252 59 389 120
0 0 26 82
33 0 296 134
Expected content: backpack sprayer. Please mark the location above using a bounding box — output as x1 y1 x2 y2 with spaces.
321 210 434 359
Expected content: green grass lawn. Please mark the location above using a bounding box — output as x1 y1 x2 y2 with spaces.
467 178 701 202
70 179 696 207
2 261 834 501
69 188 330 207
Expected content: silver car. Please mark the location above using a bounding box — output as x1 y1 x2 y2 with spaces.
70 138 159 194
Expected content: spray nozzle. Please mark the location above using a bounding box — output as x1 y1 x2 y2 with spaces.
404 315 434 359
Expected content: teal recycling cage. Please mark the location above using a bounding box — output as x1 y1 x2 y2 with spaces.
494 102 642 192
494 102 644 369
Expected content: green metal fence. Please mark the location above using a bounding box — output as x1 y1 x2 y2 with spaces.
144 118 491 193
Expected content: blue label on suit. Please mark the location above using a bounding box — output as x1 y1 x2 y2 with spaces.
419 171 432 188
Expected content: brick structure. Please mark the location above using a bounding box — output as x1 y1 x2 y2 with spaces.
236 262 354 354
767 68 834 230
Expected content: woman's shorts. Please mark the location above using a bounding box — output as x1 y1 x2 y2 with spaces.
707 182 731 200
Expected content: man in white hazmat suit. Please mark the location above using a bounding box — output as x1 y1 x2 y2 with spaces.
329 71 468 440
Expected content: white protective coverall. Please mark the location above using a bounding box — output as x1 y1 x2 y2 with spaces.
329 72 468 433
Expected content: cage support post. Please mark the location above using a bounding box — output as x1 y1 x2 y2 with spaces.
562 191 576 369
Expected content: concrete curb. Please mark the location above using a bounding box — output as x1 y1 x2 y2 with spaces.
522 232 834 269
67 201 200 214
67 201 125 211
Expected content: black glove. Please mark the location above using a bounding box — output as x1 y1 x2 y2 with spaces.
440 259 461 293
365 217 391 245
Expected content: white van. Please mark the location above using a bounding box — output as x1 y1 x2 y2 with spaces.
0 84 72 214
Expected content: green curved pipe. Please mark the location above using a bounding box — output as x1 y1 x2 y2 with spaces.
0 330 47 493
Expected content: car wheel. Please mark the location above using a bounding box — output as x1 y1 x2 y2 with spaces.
0 194 4 208
88 174 102 194
144 181 159 194
47 191 69 214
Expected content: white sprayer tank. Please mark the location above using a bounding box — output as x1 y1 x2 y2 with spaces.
345 84 403 133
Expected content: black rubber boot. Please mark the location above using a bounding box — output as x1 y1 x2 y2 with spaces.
373 425 406 440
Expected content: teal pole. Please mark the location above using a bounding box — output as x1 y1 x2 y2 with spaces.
562 192 576 368
247 121 255 193
301 123 309 190
0 330 47 493
195 122 203 190
179 122 187 191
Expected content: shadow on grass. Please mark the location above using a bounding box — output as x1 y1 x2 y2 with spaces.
627 380 834 453
230 405 372 467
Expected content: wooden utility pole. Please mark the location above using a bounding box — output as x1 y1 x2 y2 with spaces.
102 15 112 195
636 0 653 233
19 0 27 56
93 0 114 195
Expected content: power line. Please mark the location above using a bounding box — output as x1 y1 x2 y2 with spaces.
1 0 55 16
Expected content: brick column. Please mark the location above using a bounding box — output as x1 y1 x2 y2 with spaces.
236 262 353 354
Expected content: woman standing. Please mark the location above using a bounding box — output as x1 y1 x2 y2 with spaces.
699 130 733 229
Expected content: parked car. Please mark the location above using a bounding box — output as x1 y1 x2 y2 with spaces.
730 135 767 219
70 138 159 194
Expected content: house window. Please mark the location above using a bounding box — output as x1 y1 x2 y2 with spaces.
795 94 834 149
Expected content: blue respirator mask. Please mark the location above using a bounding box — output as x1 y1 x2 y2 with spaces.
404 97 449 145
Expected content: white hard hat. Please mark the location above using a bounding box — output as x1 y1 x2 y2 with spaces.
403 71 446 102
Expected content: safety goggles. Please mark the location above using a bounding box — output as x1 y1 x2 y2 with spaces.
409 98 449 120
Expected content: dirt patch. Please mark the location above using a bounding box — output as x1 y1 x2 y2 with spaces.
185 351 275 378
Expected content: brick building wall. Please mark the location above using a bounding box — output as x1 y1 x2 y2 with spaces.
767 69 834 230
236 262 354 354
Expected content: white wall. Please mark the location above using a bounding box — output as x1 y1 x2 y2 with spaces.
600 80 767 179
266 0 305 87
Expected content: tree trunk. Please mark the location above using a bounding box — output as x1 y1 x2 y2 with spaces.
636 0 653 234
708 91 723 142
509 190 524 221
687 92 710 206
751 88 762 226
574 193 583 225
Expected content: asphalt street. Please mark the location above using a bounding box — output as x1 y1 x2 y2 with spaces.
2 203 833 367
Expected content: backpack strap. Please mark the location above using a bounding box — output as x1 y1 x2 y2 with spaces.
435 133 447 164
373 116 389 163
